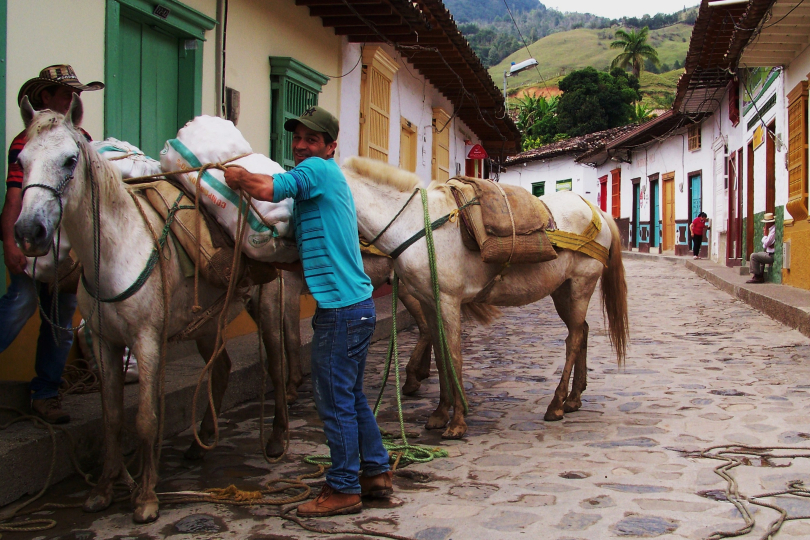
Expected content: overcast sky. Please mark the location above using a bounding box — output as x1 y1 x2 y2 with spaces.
542 1 699 19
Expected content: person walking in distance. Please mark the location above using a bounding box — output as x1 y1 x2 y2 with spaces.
224 106 393 517
690 212 708 260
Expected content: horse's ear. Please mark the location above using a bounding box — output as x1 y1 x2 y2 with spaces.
66 94 83 128
20 96 35 128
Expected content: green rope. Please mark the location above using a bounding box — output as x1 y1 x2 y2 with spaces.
305 274 447 471
420 188 468 414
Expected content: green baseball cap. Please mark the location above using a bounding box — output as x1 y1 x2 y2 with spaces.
284 106 339 141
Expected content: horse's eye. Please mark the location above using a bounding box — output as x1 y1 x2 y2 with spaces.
64 156 77 168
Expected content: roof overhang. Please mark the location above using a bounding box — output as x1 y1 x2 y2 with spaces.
576 111 707 165
738 0 809 67
674 0 753 115
298 0 521 157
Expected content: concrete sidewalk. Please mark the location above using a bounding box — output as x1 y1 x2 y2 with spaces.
624 251 810 339
0 294 415 507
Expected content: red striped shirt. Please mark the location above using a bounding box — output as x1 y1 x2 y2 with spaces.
6 128 92 189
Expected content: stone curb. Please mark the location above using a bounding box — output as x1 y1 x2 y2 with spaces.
0 295 414 508
623 250 810 340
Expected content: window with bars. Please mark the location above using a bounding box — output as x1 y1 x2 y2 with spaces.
688 124 702 151
531 181 545 197
787 80 808 220
360 46 398 162
432 108 451 181
269 57 328 170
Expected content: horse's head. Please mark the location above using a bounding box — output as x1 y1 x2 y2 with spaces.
14 94 84 256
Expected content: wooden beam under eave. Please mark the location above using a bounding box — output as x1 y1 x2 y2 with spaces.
321 15 404 27
296 0 379 5
308 4 392 16
740 52 795 66
749 33 810 44
333 24 414 35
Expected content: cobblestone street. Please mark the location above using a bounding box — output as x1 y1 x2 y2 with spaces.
19 258 810 539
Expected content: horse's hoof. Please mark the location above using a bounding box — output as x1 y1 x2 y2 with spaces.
183 441 206 461
265 437 286 459
441 425 466 439
133 501 160 524
425 414 449 430
544 409 564 421
83 487 113 513
563 400 582 413
402 380 421 396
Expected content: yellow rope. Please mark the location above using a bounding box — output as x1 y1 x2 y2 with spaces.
546 197 609 267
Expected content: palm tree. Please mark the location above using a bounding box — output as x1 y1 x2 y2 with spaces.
610 27 660 78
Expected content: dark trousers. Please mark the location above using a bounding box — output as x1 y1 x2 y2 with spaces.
692 234 703 257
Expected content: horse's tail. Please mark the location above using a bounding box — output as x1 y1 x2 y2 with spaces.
601 213 629 366
462 303 502 325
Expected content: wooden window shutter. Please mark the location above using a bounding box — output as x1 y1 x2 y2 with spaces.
359 46 398 162
611 168 621 218
269 57 328 171
787 80 808 220
432 108 451 181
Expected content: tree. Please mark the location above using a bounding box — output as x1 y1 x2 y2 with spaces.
610 26 660 78
556 67 641 137
514 95 561 150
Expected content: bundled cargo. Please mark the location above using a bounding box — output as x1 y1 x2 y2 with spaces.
160 116 297 263
92 138 163 179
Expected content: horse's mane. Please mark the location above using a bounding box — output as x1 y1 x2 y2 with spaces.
27 109 124 197
343 156 421 192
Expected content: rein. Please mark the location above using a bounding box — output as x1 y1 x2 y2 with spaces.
388 196 478 259
359 187 419 249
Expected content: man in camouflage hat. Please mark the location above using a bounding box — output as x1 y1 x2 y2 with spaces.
225 106 393 517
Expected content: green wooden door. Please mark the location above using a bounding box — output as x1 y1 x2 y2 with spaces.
118 14 181 159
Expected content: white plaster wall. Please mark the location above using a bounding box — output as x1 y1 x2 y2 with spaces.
6 0 106 143
225 0 342 156
338 42 482 183
500 156 595 200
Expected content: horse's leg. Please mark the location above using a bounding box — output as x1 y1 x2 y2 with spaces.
564 320 589 413
400 290 432 395
423 303 451 431
282 271 304 402
248 283 290 458
84 339 129 513
131 334 163 524
545 278 595 421
183 332 232 461
438 301 467 439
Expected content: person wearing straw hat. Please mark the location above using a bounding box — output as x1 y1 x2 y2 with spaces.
0 65 103 424
225 106 393 517
746 212 776 284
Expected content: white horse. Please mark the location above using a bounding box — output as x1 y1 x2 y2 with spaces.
14 96 290 523
342 157 629 439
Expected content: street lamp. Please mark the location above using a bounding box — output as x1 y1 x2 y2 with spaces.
503 58 538 107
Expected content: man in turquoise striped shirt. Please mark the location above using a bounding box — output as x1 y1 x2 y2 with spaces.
225 107 392 517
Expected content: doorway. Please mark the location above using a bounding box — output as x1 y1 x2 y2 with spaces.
662 172 675 251
632 180 641 248
651 179 660 249
599 175 608 212
746 141 755 259
727 149 744 266
766 120 776 213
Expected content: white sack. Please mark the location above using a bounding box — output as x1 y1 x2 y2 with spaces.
159 116 297 263
92 138 163 179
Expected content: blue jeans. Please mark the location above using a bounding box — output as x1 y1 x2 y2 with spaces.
310 297 390 494
0 272 78 400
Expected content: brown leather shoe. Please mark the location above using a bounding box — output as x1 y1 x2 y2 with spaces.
360 471 393 498
31 397 70 424
746 274 765 284
296 484 362 517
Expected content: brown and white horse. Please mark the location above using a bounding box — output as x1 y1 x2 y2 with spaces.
342 157 629 439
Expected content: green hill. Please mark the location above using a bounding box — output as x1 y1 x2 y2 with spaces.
490 24 691 107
